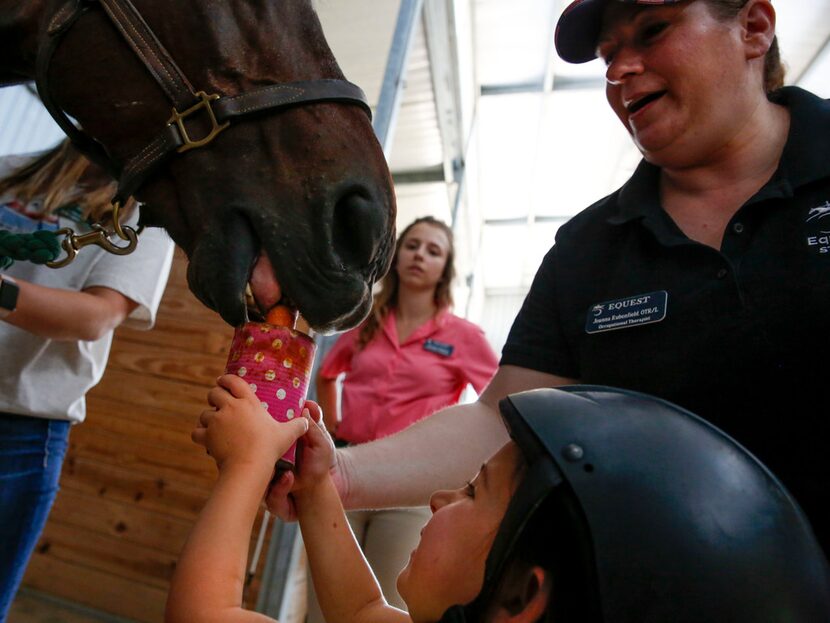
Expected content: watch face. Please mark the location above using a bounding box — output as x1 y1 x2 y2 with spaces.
0 279 19 312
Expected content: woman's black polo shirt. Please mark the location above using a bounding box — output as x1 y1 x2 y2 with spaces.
502 87 830 552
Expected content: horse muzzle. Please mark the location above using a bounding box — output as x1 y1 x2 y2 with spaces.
186 194 393 332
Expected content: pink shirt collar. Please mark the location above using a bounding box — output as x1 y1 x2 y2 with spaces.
381 306 450 348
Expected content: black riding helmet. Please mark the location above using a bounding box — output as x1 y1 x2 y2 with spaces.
440 386 830 622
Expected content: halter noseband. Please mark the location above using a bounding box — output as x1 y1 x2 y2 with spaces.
35 0 373 265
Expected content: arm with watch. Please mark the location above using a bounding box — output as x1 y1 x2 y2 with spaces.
0 273 138 341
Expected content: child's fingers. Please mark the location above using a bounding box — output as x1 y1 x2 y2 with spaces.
302 407 317 432
302 400 324 425
272 470 294 494
265 471 298 522
191 426 207 447
217 374 254 399
281 417 310 445
302 408 332 447
206 385 232 409
198 409 216 428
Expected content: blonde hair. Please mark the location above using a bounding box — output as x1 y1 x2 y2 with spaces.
357 216 456 349
0 140 134 225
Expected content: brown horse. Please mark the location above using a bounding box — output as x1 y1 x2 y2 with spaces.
0 0 396 331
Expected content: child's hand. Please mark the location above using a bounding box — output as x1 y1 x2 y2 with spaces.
192 374 309 474
266 400 336 509
295 401 336 492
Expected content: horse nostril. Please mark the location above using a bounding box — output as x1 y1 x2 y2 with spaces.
331 190 385 269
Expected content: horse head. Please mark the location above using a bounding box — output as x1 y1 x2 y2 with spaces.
32 0 396 331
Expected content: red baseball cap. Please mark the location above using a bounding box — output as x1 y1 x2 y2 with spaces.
555 0 684 64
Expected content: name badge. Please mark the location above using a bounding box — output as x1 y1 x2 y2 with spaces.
585 291 668 334
424 339 454 357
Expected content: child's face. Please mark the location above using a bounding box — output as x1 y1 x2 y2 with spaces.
397 442 522 622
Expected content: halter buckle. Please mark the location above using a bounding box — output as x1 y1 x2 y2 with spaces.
169 91 230 153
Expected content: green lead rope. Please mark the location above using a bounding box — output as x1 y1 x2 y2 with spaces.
0 229 61 269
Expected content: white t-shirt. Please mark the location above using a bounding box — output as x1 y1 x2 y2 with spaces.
0 154 174 422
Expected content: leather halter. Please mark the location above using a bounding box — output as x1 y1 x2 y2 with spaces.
35 0 373 210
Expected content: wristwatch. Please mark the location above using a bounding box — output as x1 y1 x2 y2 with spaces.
0 275 20 319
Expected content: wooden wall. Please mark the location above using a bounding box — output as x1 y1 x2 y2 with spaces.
21 248 272 622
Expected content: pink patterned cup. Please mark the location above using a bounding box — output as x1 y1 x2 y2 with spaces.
225 322 317 468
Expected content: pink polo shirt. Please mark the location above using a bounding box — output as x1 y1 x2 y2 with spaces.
320 308 499 444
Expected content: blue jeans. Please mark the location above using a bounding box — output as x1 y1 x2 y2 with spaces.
0 413 70 621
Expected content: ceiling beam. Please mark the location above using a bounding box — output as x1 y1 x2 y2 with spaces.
373 0 426 157
392 164 447 185
423 0 466 183
480 75 606 96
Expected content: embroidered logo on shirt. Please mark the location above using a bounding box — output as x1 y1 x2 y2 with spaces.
805 201 830 254
585 291 668 334
423 339 454 357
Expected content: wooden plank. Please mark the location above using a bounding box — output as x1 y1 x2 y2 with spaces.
85 394 200 440
34 520 177 590
90 368 210 418
27 503 272 612
48 489 194 555
61 454 209 522
116 314 233 356
23 555 167 623
67 425 216 489
104 338 227 386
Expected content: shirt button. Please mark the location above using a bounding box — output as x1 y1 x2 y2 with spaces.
732 222 745 234
717 268 729 279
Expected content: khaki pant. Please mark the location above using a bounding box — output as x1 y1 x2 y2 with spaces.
305 506 431 621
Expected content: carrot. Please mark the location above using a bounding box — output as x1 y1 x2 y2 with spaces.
265 304 296 327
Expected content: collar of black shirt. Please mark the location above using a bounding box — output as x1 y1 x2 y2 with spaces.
608 86 830 228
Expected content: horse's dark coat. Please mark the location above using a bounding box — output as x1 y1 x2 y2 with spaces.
1 0 396 330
